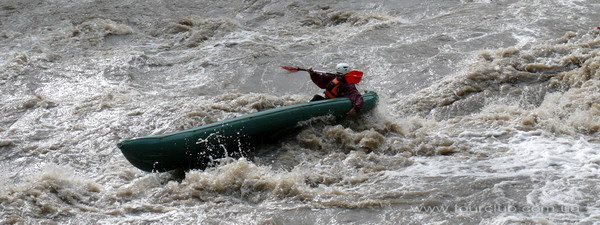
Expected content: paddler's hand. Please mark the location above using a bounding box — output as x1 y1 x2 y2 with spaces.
306 67 313 73
346 108 357 117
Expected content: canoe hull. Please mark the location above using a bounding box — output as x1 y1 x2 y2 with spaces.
117 91 378 172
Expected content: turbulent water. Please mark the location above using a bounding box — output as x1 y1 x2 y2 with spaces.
1 0 600 224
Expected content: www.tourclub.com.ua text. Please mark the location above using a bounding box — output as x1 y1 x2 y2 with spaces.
412 204 582 214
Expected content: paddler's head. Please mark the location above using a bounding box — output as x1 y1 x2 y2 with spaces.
335 63 350 80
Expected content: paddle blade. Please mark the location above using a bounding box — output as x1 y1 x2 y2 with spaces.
345 70 363 84
281 65 300 72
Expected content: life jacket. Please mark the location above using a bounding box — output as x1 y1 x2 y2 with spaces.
324 78 342 99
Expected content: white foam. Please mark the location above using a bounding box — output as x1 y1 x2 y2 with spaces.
1 0 600 224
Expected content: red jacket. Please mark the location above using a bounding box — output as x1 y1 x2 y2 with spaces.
309 70 364 112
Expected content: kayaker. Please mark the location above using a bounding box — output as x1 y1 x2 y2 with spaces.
307 63 364 117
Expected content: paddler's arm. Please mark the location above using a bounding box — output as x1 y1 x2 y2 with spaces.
343 83 364 117
307 68 336 89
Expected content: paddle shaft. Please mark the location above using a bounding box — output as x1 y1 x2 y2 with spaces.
281 66 336 75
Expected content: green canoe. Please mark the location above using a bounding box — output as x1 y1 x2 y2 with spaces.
118 91 378 172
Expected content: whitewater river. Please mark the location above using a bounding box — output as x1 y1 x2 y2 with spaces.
1 0 600 224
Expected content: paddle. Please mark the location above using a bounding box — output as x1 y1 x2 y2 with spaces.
280 65 363 84
345 70 363 84
280 65 307 72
